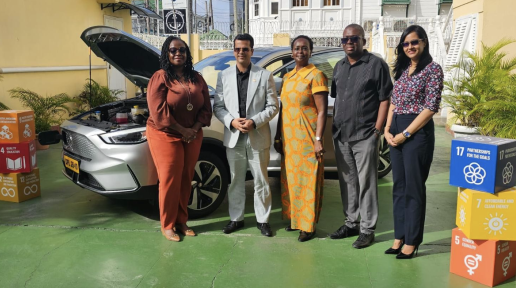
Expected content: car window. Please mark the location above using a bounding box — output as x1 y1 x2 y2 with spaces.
194 55 261 91
274 50 344 85
263 56 291 73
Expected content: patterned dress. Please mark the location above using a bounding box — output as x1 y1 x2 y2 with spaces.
280 64 329 232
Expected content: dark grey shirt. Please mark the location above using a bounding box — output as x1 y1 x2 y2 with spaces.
236 64 251 118
330 50 393 142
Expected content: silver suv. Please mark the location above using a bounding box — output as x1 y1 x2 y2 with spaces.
40 26 391 218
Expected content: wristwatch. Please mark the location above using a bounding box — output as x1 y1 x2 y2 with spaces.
374 128 382 136
315 136 322 141
402 129 412 138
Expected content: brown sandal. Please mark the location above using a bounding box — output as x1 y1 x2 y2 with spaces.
175 224 197 237
161 227 180 242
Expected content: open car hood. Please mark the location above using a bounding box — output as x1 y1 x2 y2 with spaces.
80 26 160 88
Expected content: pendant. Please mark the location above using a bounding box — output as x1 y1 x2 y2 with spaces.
187 103 193 111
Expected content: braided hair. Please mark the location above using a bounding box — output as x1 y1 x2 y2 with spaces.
159 36 198 83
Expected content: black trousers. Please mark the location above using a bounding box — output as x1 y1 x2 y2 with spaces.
389 114 435 246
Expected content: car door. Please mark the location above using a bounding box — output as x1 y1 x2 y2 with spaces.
269 50 346 170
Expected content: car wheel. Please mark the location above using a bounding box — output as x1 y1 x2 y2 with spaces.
378 135 392 179
188 151 229 219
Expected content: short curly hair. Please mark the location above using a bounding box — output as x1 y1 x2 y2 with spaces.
291 35 314 51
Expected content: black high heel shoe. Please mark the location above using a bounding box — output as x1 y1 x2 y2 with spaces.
396 246 419 259
385 243 404 255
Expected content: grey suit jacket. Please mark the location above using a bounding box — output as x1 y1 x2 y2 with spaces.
213 64 279 150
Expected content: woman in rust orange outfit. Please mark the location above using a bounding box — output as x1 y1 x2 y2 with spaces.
147 36 212 242
274 35 329 242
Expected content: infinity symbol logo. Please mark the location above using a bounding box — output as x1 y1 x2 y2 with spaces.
464 162 486 185
1 187 15 197
23 184 38 195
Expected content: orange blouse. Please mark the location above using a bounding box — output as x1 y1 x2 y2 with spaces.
147 69 212 137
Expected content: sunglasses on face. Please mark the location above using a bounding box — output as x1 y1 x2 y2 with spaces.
234 47 251 53
341 36 361 44
401 39 424 48
169 47 187 55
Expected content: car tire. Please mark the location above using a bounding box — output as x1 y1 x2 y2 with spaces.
378 135 392 179
188 151 229 219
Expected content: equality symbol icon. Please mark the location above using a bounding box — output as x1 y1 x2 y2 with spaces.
23 184 38 196
465 254 482 275
464 162 486 185
502 162 513 185
502 252 512 276
1 187 15 198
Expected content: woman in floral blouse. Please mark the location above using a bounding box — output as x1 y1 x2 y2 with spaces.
384 25 443 259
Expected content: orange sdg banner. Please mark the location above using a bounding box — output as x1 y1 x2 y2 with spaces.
0 110 36 143
450 228 515 287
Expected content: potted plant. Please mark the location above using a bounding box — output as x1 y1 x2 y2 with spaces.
443 39 516 138
8 88 74 149
71 78 123 116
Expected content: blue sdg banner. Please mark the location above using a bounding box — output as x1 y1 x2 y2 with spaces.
450 136 516 193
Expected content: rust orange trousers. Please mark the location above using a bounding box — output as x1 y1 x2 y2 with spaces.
146 126 203 230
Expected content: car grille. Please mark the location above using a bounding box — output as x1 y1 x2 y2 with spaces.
62 129 99 160
78 171 105 191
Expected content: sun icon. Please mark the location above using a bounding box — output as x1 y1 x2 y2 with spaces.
459 206 467 226
483 213 509 235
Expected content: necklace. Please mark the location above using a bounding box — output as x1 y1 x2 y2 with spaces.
177 78 193 111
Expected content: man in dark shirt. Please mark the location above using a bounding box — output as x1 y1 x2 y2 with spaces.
213 34 279 237
329 24 393 249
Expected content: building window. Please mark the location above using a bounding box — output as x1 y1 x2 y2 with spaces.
271 2 279 14
293 0 308 7
324 0 340 5
254 4 259 16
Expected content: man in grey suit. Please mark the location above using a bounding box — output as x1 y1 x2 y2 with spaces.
213 34 279 237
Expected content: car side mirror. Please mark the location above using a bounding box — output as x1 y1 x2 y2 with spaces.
38 130 62 145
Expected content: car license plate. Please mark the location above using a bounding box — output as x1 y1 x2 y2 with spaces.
64 155 80 173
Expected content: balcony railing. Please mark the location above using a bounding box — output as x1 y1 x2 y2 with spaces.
382 0 410 4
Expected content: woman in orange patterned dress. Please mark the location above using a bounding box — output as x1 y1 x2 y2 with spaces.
274 35 329 242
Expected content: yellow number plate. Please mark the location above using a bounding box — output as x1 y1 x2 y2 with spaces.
64 155 80 173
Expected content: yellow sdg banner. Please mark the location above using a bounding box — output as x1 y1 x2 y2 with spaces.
456 187 516 241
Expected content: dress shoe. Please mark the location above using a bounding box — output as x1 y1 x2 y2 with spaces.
222 221 244 234
385 240 404 255
352 233 375 249
257 223 273 237
384 245 403 255
175 224 196 237
329 224 359 239
298 230 316 242
161 227 180 242
285 225 299 232
396 246 419 259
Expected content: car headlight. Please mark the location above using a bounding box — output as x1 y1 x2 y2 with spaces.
99 128 147 144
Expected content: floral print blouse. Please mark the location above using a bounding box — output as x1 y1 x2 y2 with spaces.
392 61 444 114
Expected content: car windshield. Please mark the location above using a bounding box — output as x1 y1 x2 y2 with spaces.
194 55 261 91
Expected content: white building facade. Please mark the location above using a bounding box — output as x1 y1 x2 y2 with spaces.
251 0 452 24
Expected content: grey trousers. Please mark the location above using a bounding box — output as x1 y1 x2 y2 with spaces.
334 133 380 234
226 134 272 223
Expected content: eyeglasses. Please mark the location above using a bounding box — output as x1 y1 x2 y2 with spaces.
234 47 251 53
169 47 187 55
401 39 425 48
341 36 361 44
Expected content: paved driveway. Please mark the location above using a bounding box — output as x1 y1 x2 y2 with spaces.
0 126 513 288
